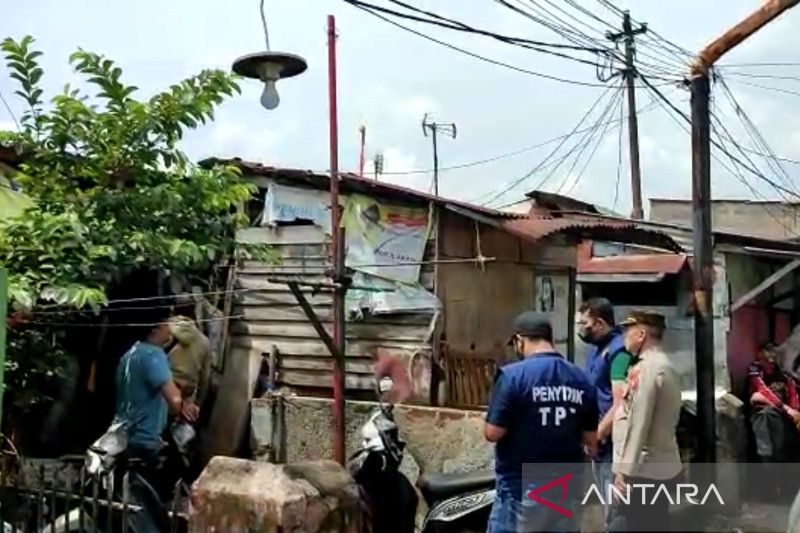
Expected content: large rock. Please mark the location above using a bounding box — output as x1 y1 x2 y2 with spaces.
189 457 362 533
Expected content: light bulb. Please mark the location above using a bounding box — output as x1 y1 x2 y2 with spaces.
260 79 280 110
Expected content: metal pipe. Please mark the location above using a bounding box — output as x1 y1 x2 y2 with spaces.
327 13 346 465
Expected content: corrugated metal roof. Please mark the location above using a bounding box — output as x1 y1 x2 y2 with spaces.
578 253 689 274
553 211 800 256
202 158 521 219
502 215 684 252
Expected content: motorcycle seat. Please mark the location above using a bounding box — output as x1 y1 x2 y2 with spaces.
417 469 495 505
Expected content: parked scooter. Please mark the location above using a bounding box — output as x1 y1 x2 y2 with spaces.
44 421 194 533
348 378 495 533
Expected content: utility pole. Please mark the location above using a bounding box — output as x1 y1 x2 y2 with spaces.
327 14 347 465
422 113 456 197
358 123 366 178
607 11 647 220
373 152 384 181
690 0 800 463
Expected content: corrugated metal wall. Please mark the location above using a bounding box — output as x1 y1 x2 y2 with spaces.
232 224 436 393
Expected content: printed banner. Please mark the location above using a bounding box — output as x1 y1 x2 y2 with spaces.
260 183 331 233
347 271 441 317
341 194 431 283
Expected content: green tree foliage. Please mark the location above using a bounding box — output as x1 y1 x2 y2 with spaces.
0 36 259 415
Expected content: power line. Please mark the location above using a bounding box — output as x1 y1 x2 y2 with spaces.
344 0 613 69
380 97 663 176
720 71 800 82
479 85 618 206
497 0 606 50
721 62 800 68
638 72 800 200
556 84 625 195
716 74 800 196
613 89 625 211
566 85 626 196
347 0 619 88
645 83 799 234
727 78 800 98
380 0 606 52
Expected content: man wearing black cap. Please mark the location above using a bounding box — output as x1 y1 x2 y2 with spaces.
611 311 682 532
485 311 598 533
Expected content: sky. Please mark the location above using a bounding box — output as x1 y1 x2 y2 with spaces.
1 0 799 216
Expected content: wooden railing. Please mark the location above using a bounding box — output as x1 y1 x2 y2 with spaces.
443 347 500 409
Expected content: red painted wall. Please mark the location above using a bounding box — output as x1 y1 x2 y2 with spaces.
727 305 791 396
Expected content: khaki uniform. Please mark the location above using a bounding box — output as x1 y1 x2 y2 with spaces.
168 316 212 403
612 345 682 480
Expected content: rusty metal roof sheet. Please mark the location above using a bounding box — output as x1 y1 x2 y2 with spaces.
201 158 521 219
503 215 684 252
578 253 689 274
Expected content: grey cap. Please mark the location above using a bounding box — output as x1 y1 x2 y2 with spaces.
507 311 553 345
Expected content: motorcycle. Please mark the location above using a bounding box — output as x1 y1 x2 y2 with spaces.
348 378 496 532
43 420 195 533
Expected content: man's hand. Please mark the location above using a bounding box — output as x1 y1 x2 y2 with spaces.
613 473 628 501
181 402 200 422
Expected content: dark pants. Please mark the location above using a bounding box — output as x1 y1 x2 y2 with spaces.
608 477 672 533
488 492 579 533
124 446 171 533
751 406 800 501
593 457 620 532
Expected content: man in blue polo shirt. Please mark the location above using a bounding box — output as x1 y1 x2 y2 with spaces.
577 298 632 530
485 311 598 533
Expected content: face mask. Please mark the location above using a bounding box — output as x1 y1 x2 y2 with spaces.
577 326 593 344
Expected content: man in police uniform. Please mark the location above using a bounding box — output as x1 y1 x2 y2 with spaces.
578 298 633 530
612 311 682 532
485 311 598 533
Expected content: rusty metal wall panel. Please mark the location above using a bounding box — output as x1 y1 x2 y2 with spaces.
233 225 435 392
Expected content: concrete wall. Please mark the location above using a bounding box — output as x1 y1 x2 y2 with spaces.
650 199 800 240
251 395 493 478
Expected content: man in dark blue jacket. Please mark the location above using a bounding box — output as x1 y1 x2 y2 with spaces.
485 311 597 532
578 298 632 530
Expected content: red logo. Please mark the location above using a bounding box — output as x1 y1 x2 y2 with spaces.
526 472 574 518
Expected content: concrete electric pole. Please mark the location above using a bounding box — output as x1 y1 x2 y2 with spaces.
690 0 800 463
422 113 457 197
607 11 647 220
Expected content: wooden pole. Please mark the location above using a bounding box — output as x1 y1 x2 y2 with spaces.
327 14 346 465
690 0 800 463
691 72 715 463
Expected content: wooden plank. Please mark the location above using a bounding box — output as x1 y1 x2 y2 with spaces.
278 370 374 390
730 259 800 313
235 290 334 307
231 336 429 356
236 225 327 245
278 356 374 374
237 275 333 291
231 321 430 342
233 305 433 325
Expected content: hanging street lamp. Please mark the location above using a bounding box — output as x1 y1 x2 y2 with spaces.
232 1 307 110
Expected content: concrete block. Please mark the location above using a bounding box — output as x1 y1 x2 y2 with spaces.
189 457 362 533
256 396 493 476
